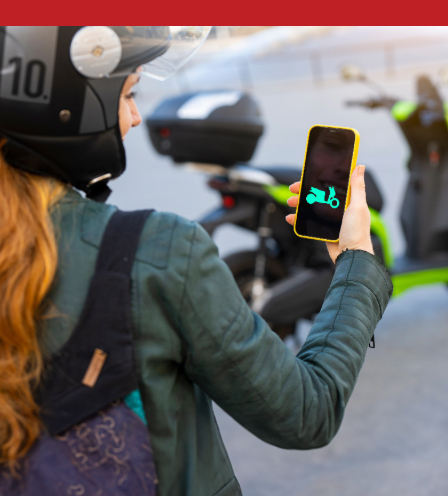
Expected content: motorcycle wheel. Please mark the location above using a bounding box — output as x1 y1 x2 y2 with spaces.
223 250 295 340
306 193 316 204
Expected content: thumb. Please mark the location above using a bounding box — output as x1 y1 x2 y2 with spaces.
349 165 367 208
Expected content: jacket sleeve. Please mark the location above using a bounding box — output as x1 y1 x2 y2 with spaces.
177 222 393 449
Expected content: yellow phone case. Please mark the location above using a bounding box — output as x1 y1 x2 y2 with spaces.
293 124 360 243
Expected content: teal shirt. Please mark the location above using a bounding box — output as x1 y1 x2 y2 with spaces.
42 188 393 496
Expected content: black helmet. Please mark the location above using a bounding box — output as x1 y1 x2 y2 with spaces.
0 26 210 200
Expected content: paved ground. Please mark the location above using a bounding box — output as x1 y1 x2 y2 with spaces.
110 37 448 495
214 285 448 496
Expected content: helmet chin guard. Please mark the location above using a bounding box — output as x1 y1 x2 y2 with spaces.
2 125 125 201
0 26 210 201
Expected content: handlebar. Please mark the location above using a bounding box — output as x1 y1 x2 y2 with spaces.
345 97 397 110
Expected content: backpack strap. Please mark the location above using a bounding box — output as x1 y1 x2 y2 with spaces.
95 209 152 275
36 209 154 436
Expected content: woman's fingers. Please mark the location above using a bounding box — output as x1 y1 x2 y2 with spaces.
289 181 301 194
287 181 300 209
285 214 296 225
286 181 300 225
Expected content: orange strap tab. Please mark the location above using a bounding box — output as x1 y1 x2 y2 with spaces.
82 349 108 388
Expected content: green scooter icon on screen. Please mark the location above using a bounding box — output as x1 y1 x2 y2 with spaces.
306 186 340 209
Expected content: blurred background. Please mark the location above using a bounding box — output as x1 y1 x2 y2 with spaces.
116 27 448 496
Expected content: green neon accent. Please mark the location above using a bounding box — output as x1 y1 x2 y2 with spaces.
306 186 339 208
391 267 448 297
263 184 293 204
436 101 448 129
391 101 417 121
392 101 448 127
369 208 394 269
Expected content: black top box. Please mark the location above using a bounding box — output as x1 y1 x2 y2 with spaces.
145 90 264 166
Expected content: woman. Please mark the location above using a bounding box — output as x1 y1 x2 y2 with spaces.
0 27 393 496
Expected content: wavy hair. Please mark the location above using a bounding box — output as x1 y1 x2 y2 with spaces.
0 139 67 472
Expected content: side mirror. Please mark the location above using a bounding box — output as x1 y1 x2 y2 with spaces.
340 64 366 82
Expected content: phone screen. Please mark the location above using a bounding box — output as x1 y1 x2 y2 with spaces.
295 126 356 241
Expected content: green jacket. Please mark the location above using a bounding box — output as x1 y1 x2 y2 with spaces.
42 188 393 496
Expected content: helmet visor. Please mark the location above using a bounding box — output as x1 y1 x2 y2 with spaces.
69 26 211 80
111 26 211 81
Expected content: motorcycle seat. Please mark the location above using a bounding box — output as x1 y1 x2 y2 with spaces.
258 166 301 186
257 165 383 213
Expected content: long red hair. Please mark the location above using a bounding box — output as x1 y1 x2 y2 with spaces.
0 139 67 472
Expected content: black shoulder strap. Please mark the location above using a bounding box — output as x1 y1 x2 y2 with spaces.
37 208 155 436
95 209 154 275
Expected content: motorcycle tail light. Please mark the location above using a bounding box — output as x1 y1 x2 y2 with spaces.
222 195 235 208
429 151 439 164
159 127 171 138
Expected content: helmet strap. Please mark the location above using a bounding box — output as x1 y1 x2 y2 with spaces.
85 181 112 203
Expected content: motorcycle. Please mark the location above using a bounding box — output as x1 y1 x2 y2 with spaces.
145 89 386 341
341 67 448 296
306 186 340 208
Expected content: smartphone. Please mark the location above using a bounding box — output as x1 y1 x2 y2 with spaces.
293 125 360 243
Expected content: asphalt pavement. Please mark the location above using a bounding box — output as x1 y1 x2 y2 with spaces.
214 284 448 496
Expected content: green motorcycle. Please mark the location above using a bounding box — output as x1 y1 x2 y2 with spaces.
343 69 448 297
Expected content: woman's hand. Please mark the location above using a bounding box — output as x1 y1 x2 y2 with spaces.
285 165 374 263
